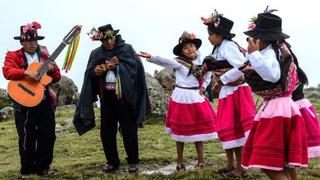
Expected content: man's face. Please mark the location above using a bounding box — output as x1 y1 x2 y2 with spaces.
101 37 116 50
22 40 38 54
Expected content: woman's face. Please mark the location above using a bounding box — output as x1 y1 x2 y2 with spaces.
181 43 197 60
208 30 223 46
251 37 269 50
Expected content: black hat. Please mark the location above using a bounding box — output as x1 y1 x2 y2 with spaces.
208 16 235 39
14 22 44 41
89 24 119 41
173 32 202 56
202 11 235 39
244 13 289 41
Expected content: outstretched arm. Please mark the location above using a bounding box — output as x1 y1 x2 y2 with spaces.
137 51 183 69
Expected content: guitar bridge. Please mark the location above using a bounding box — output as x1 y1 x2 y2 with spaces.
18 83 35 96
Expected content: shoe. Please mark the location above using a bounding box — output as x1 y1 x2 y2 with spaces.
102 164 119 173
128 164 139 173
176 164 186 171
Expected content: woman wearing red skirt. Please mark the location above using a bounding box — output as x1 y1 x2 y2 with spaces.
138 32 216 171
241 10 308 179
201 11 255 177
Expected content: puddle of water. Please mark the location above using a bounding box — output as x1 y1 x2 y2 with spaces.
141 160 198 175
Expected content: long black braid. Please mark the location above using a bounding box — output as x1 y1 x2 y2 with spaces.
282 40 309 86
270 41 280 62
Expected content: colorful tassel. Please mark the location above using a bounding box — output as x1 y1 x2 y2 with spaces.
62 34 80 72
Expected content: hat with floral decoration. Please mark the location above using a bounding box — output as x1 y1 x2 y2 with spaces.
14 22 44 41
173 31 202 56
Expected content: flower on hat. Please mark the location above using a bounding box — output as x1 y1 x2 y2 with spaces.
201 9 222 28
87 27 114 40
22 22 41 33
248 16 257 30
247 6 278 30
32 22 41 29
180 31 197 43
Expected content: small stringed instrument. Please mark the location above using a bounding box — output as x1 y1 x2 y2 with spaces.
7 25 82 107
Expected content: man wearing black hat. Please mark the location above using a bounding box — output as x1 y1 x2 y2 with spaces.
2 22 61 177
74 24 150 173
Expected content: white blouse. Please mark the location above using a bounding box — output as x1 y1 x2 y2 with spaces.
212 40 249 98
246 45 281 83
212 40 245 85
147 55 212 89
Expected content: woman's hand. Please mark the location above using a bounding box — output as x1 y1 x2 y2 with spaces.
137 51 152 58
201 63 208 73
247 37 260 54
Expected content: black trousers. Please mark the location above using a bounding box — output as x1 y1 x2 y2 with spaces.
14 99 56 174
100 90 139 168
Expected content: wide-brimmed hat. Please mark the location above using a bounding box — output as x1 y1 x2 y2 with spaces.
244 13 289 41
173 31 202 56
88 24 119 41
14 22 44 41
201 11 235 39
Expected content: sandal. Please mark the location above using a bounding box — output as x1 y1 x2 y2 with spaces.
102 164 119 173
176 164 186 171
216 166 235 174
37 169 55 176
195 162 205 169
222 171 247 178
128 164 139 173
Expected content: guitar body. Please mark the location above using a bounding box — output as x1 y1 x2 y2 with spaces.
7 62 52 107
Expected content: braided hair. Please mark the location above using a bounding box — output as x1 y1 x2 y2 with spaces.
283 40 309 86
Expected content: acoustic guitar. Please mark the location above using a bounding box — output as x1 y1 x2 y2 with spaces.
7 25 82 107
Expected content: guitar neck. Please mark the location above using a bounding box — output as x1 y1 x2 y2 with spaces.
37 42 67 77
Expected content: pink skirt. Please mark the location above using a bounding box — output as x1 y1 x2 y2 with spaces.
295 99 320 158
165 87 217 142
242 97 308 171
217 86 255 149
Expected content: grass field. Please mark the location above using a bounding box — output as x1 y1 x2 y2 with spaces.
0 100 320 179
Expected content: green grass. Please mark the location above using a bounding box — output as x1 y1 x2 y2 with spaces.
0 101 320 179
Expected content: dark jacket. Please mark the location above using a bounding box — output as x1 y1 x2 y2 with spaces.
73 35 150 135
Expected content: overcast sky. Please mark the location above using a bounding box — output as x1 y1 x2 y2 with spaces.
1 0 319 91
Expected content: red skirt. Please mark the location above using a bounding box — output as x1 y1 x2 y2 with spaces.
165 88 217 142
242 97 308 171
217 86 255 149
296 99 320 158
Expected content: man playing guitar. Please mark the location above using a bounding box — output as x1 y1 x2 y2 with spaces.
2 22 61 177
